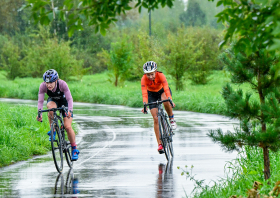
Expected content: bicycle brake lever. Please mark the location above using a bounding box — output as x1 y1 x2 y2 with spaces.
38 109 42 122
168 98 174 108
143 103 148 114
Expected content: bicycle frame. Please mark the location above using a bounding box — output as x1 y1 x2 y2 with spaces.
144 99 174 161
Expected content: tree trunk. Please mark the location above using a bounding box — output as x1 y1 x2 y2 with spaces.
114 76 118 87
263 146 270 180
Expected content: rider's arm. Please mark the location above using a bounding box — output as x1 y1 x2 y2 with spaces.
141 76 148 104
38 82 47 111
158 73 172 100
59 80 73 111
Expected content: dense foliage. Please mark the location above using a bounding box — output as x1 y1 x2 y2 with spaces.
24 0 176 36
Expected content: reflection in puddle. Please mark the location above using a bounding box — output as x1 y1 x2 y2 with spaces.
54 168 80 197
156 160 175 198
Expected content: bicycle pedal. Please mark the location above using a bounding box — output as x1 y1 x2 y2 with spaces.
158 150 164 154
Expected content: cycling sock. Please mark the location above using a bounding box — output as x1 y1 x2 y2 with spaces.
169 114 174 119
71 143 77 150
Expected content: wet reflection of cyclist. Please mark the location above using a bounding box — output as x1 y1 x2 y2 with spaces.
156 161 174 198
54 169 80 197
141 61 177 154
36 69 79 160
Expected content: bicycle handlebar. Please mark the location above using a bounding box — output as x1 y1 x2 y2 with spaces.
38 106 68 121
143 99 174 113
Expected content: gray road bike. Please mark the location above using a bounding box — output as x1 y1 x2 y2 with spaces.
144 99 174 161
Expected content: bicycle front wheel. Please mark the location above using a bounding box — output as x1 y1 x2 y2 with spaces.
51 123 63 173
166 121 174 158
159 115 170 161
65 139 73 168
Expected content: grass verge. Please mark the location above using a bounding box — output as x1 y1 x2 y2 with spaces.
0 70 234 115
0 103 50 167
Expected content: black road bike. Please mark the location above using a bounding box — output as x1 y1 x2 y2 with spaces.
38 106 73 173
144 99 174 161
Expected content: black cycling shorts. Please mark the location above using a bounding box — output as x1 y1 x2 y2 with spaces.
148 87 172 110
47 97 73 118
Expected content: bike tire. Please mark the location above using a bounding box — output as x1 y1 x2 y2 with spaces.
65 139 73 168
166 121 174 158
159 115 170 161
51 123 63 173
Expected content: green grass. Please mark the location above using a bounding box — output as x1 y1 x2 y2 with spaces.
187 147 280 198
0 70 237 115
0 103 50 167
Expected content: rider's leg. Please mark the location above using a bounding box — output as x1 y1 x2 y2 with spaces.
47 101 57 127
161 92 177 130
161 92 173 117
47 101 58 140
150 108 161 145
63 117 76 145
64 116 79 160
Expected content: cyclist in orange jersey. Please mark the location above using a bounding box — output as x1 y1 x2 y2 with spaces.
141 61 177 154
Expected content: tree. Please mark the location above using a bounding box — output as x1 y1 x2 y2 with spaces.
99 37 134 86
0 0 26 34
207 0 280 180
186 27 223 84
24 0 175 36
179 0 206 27
164 27 204 90
0 39 23 80
209 47 280 180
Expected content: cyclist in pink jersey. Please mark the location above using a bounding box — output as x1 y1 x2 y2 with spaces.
36 69 79 160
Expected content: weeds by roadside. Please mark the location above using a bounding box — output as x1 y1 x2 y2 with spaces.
180 147 280 198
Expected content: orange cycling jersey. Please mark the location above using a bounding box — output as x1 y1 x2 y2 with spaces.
141 71 172 103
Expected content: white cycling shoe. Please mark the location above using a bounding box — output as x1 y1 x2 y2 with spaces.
170 119 177 130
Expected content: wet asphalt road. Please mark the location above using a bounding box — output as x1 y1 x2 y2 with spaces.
0 99 238 198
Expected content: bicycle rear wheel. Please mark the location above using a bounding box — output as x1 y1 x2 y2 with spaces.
159 115 170 161
51 123 63 173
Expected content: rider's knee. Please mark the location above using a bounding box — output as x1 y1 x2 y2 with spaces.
153 116 159 124
64 125 73 132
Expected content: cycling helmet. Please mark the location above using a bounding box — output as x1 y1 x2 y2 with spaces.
143 61 157 73
43 69 59 83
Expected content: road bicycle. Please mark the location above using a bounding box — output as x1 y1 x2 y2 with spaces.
38 106 73 173
144 99 174 161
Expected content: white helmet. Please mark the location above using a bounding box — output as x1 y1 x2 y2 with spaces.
143 61 157 73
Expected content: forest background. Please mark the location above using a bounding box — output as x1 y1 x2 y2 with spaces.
0 0 224 90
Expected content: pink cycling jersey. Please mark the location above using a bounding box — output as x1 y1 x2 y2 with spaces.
38 80 73 111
